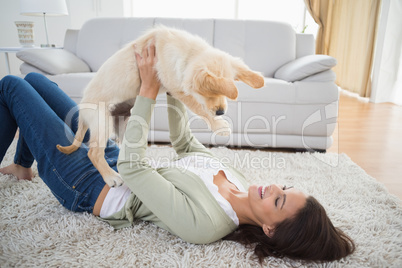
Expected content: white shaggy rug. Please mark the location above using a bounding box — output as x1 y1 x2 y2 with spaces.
1 140 401 267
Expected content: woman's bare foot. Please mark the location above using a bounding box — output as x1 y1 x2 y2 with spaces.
0 163 33 180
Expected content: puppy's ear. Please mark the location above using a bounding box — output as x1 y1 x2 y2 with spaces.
197 70 238 100
233 61 265 89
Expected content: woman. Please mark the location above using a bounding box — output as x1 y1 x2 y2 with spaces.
0 45 354 263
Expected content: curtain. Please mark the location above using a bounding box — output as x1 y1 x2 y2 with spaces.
304 0 382 97
370 0 402 104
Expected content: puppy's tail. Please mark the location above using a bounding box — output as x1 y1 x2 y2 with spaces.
57 120 88 155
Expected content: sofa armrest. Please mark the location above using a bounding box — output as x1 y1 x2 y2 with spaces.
16 49 91 75
296 33 315 58
63 29 80 55
274 55 337 82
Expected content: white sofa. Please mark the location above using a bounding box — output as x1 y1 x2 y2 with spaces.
17 17 339 151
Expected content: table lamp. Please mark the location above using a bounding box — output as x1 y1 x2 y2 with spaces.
20 0 68 47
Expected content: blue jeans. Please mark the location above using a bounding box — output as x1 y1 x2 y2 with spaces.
0 73 119 213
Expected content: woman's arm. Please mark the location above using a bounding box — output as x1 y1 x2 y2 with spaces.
136 44 160 100
117 45 214 243
118 95 211 243
118 44 160 170
167 94 213 156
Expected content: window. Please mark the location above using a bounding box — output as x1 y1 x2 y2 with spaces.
127 0 318 36
128 0 235 19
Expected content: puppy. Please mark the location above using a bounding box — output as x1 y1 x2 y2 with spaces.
57 25 264 187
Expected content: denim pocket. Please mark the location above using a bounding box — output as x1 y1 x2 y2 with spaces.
71 169 97 190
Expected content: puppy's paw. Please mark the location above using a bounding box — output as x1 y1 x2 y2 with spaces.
104 174 124 188
211 118 231 136
216 127 231 136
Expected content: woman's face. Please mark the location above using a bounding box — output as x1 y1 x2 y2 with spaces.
248 184 307 237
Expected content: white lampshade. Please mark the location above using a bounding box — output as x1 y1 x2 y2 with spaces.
20 0 69 16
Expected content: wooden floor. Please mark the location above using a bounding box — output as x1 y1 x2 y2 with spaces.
327 91 402 200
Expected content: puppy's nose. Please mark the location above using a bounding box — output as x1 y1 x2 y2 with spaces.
216 109 225 116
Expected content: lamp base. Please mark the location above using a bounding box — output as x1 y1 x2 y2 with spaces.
40 44 56 48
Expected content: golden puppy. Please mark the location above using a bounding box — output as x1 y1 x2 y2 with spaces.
57 26 264 187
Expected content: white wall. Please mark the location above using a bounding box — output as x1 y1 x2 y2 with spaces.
0 0 70 78
68 0 124 29
0 0 127 79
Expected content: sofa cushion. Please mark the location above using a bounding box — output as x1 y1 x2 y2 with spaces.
77 17 155 72
16 49 90 75
44 73 96 103
153 18 215 45
232 78 339 104
153 91 338 138
274 55 337 82
214 20 296 77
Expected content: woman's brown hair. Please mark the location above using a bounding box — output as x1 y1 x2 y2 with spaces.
224 196 355 263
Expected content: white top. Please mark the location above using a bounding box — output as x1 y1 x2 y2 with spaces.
100 155 245 225
100 183 131 218
171 155 245 225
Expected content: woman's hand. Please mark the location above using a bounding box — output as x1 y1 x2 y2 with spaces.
136 43 161 100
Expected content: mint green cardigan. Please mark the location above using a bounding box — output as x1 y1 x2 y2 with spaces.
102 95 249 244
